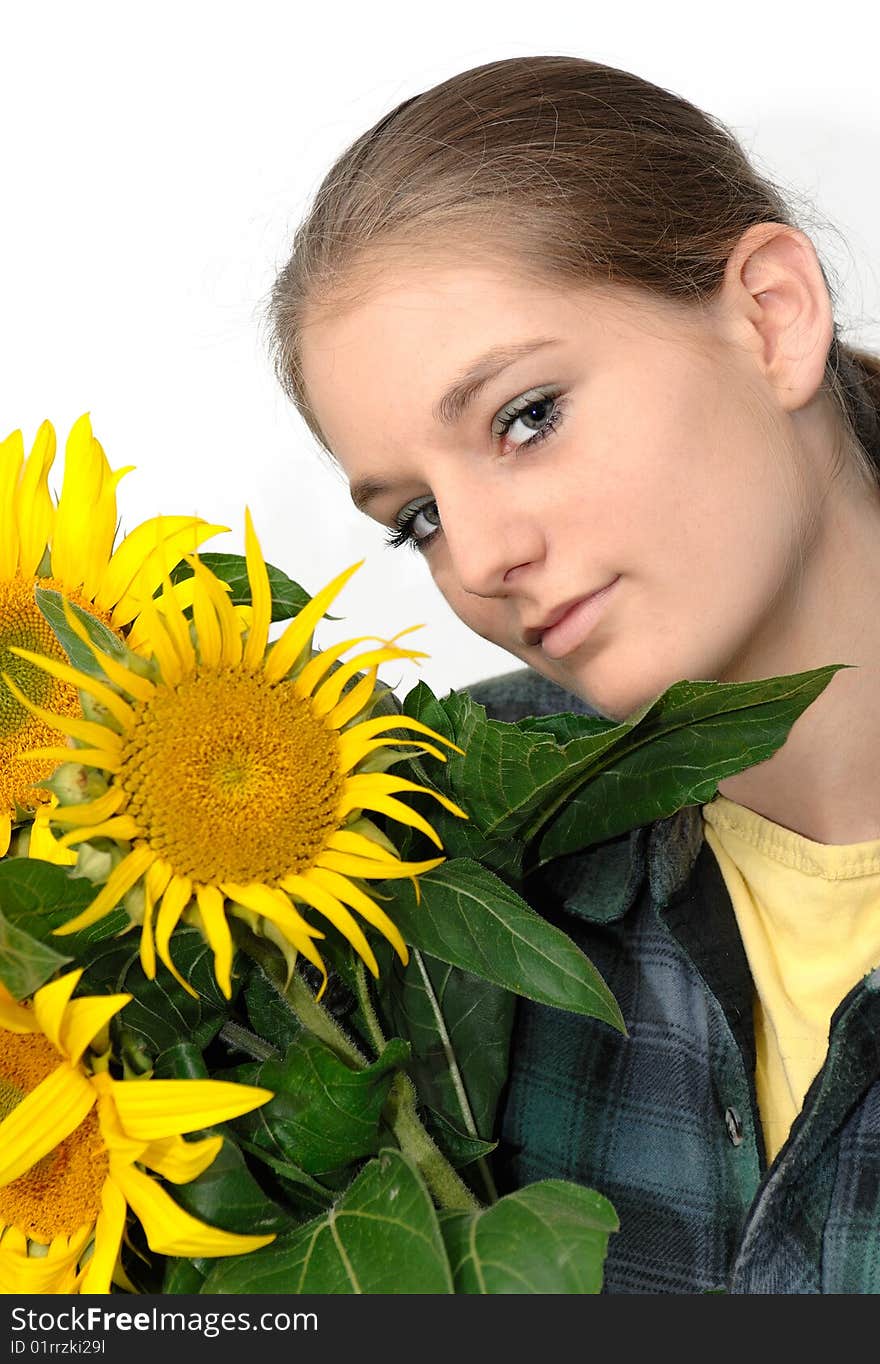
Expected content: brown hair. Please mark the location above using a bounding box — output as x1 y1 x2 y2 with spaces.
267 54 880 485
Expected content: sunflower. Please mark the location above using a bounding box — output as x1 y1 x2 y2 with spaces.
8 511 467 998
0 968 275 1294
0 413 226 856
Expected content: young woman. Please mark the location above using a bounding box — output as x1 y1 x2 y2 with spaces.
265 55 880 1292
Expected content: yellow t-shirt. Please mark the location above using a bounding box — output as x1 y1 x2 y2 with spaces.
701 794 880 1165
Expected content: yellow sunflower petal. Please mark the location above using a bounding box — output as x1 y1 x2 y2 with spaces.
51 414 122 595
0 427 24 577
342 771 469 820
60 993 132 1066
57 596 157 702
191 558 241 668
312 643 428 719
20 745 122 771
3 667 123 751
6 645 136 730
242 508 272 668
0 1062 96 1186
0 1225 90 1295
263 559 365 685
279 872 379 977
154 875 196 995
53 845 156 935
97 515 228 625
16 419 56 577
188 561 224 668
0 813 10 858
32 969 82 1050
27 804 79 865
306 864 408 963
108 1077 273 1141
128 597 183 684
317 847 445 880
222 882 323 939
325 667 382 731
149 560 196 675
340 712 465 755
78 1176 127 1295
140 859 172 981
325 825 447 867
59 815 140 849
340 791 448 847
224 884 329 987
111 1159 275 1256
49 786 126 827
340 736 450 771
294 634 390 699
195 884 234 999
139 1131 224 1184
0 990 38 1033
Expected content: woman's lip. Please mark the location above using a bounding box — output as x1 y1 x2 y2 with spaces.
539 576 620 659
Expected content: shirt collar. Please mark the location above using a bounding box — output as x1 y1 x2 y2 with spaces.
554 803 705 924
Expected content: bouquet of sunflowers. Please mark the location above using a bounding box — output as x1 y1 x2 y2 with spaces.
0 417 840 1295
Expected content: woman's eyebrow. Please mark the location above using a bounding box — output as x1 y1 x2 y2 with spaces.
349 336 560 515
433 336 560 427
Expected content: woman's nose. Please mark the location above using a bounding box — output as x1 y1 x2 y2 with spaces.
437 484 543 598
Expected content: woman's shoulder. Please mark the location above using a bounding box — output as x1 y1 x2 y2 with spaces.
449 665 601 724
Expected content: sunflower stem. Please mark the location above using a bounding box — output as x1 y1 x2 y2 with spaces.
411 949 499 1205
385 1071 482 1212
284 968 367 1068
286 965 480 1211
219 1022 280 1062
352 958 388 1056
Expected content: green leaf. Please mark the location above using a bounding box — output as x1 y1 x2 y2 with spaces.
98 928 233 1058
34 588 128 678
440 1180 618 1293
229 1033 410 1175
0 912 72 999
235 1138 335 1211
399 667 846 867
166 1137 292 1237
199 1149 454 1294
154 1041 209 1080
381 947 514 1147
534 666 849 863
170 553 329 624
162 1259 209 1295
395 804 527 881
401 682 609 852
0 859 128 954
243 969 303 1054
383 859 625 1030
423 1108 498 1169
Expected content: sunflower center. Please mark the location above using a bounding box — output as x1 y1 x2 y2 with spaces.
0 1030 107 1243
0 575 116 823
0 575 69 740
117 668 346 885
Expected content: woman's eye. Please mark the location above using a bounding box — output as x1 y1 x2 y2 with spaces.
492 387 565 448
383 386 566 555
383 498 441 553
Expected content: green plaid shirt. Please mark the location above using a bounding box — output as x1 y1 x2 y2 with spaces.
462 666 880 1294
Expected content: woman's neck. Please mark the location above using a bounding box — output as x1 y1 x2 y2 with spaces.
716 465 880 846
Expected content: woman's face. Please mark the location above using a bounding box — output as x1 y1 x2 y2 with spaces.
300 258 811 720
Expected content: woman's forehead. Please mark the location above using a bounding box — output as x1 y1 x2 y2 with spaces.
300 263 701 431
304 265 659 377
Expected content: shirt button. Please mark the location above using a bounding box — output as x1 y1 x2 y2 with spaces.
724 1106 743 1146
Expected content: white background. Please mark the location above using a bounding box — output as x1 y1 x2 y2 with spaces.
2 1 878 702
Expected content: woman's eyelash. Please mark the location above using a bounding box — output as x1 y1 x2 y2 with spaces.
491 386 564 438
383 389 566 553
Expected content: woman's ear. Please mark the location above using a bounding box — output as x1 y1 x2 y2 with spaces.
714 222 834 412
